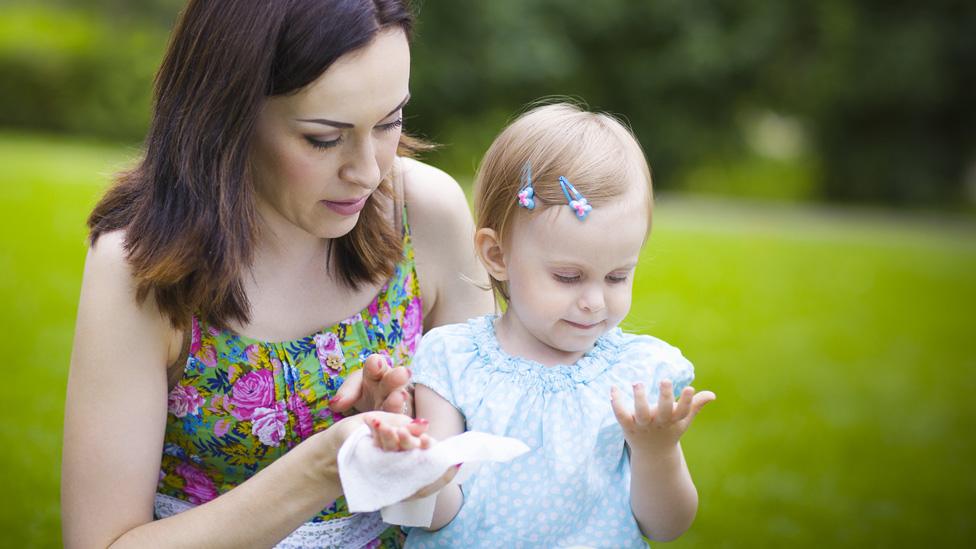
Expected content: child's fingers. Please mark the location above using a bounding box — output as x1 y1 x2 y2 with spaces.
418 433 433 450
610 386 635 429
672 386 695 420
377 422 401 451
632 383 653 425
657 379 675 422
686 390 716 423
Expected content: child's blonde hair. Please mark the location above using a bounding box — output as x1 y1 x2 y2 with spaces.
474 101 654 302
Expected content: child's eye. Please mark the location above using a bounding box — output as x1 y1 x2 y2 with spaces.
305 136 342 150
606 274 629 284
553 273 580 284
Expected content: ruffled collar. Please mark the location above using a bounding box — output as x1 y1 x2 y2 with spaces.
467 315 624 392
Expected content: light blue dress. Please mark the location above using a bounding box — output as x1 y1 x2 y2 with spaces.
406 315 695 549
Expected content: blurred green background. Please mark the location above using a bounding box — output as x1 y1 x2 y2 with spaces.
1 0 974 547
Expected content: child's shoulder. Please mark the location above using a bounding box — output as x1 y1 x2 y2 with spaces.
611 330 695 381
615 331 690 360
415 315 495 360
420 315 488 345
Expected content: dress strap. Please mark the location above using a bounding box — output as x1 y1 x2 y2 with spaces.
392 157 406 238
166 324 192 392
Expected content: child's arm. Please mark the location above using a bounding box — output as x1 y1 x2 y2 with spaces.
414 383 466 530
611 380 715 541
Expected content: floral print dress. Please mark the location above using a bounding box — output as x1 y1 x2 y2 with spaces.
155 210 423 549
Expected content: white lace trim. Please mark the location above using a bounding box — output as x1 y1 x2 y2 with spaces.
154 492 389 549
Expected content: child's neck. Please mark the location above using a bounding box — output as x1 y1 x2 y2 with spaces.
494 312 591 367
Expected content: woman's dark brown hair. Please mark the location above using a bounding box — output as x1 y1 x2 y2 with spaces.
88 0 423 330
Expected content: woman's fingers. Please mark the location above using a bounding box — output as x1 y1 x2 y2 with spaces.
379 365 411 396
329 369 362 413
407 418 429 437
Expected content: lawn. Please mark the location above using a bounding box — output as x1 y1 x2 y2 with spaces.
1 131 974 547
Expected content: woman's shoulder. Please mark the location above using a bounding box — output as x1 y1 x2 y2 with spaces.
83 229 184 363
399 157 470 229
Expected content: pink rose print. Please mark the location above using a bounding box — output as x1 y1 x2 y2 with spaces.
402 298 423 354
288 394 314 439
228 369 275 421
190 317 202 355
314 332 345 375
176 463 218 504
252 401 288 447
167 384 204 418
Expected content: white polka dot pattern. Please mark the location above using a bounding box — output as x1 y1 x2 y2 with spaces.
406 316 694 548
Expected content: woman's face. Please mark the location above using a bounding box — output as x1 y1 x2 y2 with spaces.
251 28 410 240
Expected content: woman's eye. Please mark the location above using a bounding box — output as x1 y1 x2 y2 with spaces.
378 117 403 132
305 136 342 150
553 273 580 284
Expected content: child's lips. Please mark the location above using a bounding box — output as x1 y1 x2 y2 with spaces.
564 319 604 330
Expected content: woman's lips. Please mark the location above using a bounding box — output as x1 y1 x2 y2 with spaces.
322 195 369 215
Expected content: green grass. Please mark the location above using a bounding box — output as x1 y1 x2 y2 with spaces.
2 131 974 547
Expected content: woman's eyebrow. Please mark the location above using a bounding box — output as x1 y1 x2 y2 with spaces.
295 93 411 128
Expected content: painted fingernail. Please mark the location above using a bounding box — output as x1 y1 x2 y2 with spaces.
454 463 463 469
329 396 341 405
412 418 429 425
405 367 413 377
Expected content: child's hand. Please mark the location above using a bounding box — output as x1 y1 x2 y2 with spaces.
363 413 434 452
611 380 715 453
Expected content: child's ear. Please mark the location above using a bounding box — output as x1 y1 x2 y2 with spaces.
474 228 508 282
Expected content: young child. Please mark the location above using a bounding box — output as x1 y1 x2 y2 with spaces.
406 102 715 548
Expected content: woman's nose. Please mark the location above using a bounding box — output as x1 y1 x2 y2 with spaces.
339 137 381 189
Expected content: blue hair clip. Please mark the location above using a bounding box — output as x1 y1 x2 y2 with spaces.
517 162 536 210
559 176 591 220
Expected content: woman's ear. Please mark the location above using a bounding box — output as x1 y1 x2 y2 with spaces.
474 228 508 282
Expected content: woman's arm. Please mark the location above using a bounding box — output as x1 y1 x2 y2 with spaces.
61 232 384 548
400 158 495 330
414 384 466 530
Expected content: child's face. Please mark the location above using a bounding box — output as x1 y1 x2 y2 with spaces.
501 182 649 358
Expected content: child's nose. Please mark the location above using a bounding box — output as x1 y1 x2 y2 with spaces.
578 285 606 313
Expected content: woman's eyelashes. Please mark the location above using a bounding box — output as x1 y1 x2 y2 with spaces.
304 117 403 150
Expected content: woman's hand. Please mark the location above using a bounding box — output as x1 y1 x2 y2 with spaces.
611 380 715 454
333 412 458 500
329 354 413 416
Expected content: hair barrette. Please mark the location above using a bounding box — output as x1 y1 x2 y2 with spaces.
559 176 591 220
516 162 536 210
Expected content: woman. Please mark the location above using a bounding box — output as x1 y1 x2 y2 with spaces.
60 1 493 547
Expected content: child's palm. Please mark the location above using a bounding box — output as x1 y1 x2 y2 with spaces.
611 380 715 452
